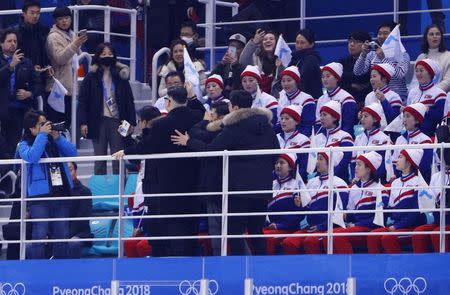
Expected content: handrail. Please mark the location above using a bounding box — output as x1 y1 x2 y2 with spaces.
151 47 171 103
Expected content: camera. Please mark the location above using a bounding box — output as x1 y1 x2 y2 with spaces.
368 41 379 51
50 122 66 132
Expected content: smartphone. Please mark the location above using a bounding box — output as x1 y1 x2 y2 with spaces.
118 120 131 137
227 46 237 58
78 29 87 37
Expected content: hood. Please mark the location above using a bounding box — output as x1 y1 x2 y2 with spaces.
222 108 273 135
291 48 321 63
206 119 223 132
89 62 130 80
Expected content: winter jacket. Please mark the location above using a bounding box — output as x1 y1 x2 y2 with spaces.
16 19 50 68
78 62 136 140
289 48 323 99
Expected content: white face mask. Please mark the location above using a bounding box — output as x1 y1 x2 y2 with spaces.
181 36 194 45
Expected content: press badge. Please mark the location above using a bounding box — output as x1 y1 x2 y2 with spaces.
50 165 63 187
105 96 119 117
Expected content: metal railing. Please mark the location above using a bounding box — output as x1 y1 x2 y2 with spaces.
0 5 137 143
196 0 450 70
2 142 450 259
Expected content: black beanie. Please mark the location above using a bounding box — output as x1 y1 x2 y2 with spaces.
53 6 71 19
348 31 371 43
297 28 315 44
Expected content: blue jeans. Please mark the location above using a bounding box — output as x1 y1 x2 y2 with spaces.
28 200 70 259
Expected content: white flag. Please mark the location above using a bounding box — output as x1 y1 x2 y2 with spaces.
384 113 404 133
48 77 68 113
385 149 395 182
417 171 435 213
295 170 311 207
183 47 202 100
381 25 406 62
373 181 385 227
333 192 346 228
307 128 317 174
274 34 292 67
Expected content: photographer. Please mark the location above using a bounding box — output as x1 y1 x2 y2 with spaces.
18 110 77 259
353 21 410 102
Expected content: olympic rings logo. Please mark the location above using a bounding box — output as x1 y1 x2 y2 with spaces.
384 277 427 295
178 280 219 295
0 283 26 295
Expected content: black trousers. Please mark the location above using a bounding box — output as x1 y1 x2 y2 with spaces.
1 107 26 155
228 196 267 256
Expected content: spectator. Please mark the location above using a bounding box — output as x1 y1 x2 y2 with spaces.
66 162 94 259
158 39 206 98
368 149 426 253
314 101 354 183
240 65 278 125
78 42 136 175
332 151 384 254
0 28 40 154
114 86 203 257
276 66 315 137
353 21 410 101
77 0 107 53
171 90 280 255
352 103 392 183
289 29 323 100
264 153 304 255
210 33 247 97
17 1 50 73
180 21 204 61
277 105 310 181
407 58 446 137
416 24 450 93
338 31 372 111
392 103 433 183
316 62 357 136
364 63 402 128
19 110 77 259
281 152 349 254
45 6 88 127
239 29 281 94
203 75 228 111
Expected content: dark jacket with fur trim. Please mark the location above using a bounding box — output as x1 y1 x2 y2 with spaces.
187 108 280 199
78 62 136 139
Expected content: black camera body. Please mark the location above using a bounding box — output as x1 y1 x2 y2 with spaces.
368 41 379 51
50 122 66 132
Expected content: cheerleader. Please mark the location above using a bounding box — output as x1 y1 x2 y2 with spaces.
364 63 402 127
392 103 433 182
240 65 278 125
277 66 316 137
316 62 357 136
367 149 427 253
315 100 354 182
281 152 349 254
352 103 392 182
407 58 446 137
264 154 304 255
203 74 229 111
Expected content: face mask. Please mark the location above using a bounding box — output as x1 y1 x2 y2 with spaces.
99 56 115 67
181 36 194 45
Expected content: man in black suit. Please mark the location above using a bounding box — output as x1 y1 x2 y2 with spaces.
114 86 203 256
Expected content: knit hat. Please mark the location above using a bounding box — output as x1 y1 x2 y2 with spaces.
318 151 344 168
281 66 301 83
297 28 315 44
53 6 71 19
416 58 441 79
357 151 383 173
281 105 303 123
400 149 424 169
279 153 297 170
240 65 261 82
403 103 427 123
362 103 383 122
371 63 395 81
320 100 341 120
206 74 224 89
228 33 247 46
322 62 343 80
348 31 371 43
